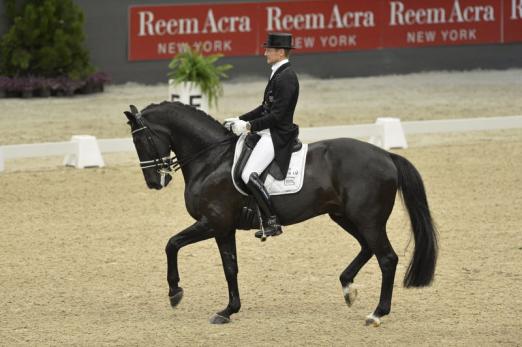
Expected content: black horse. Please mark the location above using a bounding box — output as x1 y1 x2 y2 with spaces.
124 101 438 326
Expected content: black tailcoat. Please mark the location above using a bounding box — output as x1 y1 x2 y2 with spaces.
239 62 299 178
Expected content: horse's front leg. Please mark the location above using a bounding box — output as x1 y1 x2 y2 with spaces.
209 230 241 324
165 221 215 308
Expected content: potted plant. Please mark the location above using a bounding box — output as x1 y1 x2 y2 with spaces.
168 47 232 112
34 77 53 97
84 71 111 94
51 76 81 96
11 77 36 98
65 78 85 96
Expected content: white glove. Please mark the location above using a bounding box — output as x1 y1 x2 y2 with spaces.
232 120 249 135
223 117 239 131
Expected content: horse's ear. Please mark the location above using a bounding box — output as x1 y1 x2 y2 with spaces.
124 111 135 123
129 105 139 115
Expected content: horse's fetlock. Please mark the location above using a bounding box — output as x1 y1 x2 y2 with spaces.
339 276 352 287
375 306 391 317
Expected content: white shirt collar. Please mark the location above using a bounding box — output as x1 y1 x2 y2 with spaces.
270 59 289 79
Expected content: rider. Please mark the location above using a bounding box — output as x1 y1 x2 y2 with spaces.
227 32 300 238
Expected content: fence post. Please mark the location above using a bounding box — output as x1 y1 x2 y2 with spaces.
369 117 408 149
63 135 105 169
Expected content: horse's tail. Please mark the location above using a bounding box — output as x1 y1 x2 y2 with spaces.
389 152 438 288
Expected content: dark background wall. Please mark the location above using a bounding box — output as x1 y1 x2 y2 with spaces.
1 0 521 84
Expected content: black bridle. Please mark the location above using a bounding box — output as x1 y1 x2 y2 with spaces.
131 109 234 180
132 112 178 177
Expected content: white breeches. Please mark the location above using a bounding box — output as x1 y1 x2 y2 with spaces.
241 129 274 184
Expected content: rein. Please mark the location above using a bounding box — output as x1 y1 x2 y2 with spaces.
172 137 235 172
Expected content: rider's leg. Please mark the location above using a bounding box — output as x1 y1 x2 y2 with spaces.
241 131 282 237
241 130 274 185
247 172 282 237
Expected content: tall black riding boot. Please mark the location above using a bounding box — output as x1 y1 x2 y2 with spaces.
246 172 282 238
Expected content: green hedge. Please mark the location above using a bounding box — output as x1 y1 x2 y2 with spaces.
0 0 97 80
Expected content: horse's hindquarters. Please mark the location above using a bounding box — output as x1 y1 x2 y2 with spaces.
272 139 398 227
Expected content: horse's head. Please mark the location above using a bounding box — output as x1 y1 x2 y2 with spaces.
124 105 173 190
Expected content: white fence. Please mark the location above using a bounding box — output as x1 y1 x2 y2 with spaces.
1 115 522 172
299 115 522 141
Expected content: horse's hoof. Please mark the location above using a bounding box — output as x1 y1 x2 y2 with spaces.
365 313 381 327
169 288 184 308
209 313 231 324
342 283 357 307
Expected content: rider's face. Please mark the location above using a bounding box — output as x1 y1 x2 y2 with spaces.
264 48 285 65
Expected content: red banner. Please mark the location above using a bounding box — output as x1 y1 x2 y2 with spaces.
504 0 522 42
383 0 502 47
128 3 259 60
128 0 522 61
257 1 383 53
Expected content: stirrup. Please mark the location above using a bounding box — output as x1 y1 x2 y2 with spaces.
254 215 282 241
254 227 282 240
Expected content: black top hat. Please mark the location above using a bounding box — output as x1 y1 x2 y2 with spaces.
263 32 295 49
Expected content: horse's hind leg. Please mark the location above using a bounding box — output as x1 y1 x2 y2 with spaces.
330 214 373 307
362 226 398 327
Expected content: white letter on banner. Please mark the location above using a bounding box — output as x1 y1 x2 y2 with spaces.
138 11 154 36
218 16 230 33
449 0 464 23
328 4 342 28
484 6 495 21
266 6 282 31
179 18 198 34
202 9 217 33
239 16 251 32
166 19 178 35
427 8 446 24
389 1 405 26
512 0 522 19
363 12 376 27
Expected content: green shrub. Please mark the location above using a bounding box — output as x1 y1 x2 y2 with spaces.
0 0 94 79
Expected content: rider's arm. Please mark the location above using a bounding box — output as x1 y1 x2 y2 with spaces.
239 105 263 122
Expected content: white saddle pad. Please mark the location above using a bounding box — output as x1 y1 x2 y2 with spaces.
232 133 308 196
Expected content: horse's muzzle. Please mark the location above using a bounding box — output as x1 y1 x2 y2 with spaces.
146 172 172 190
